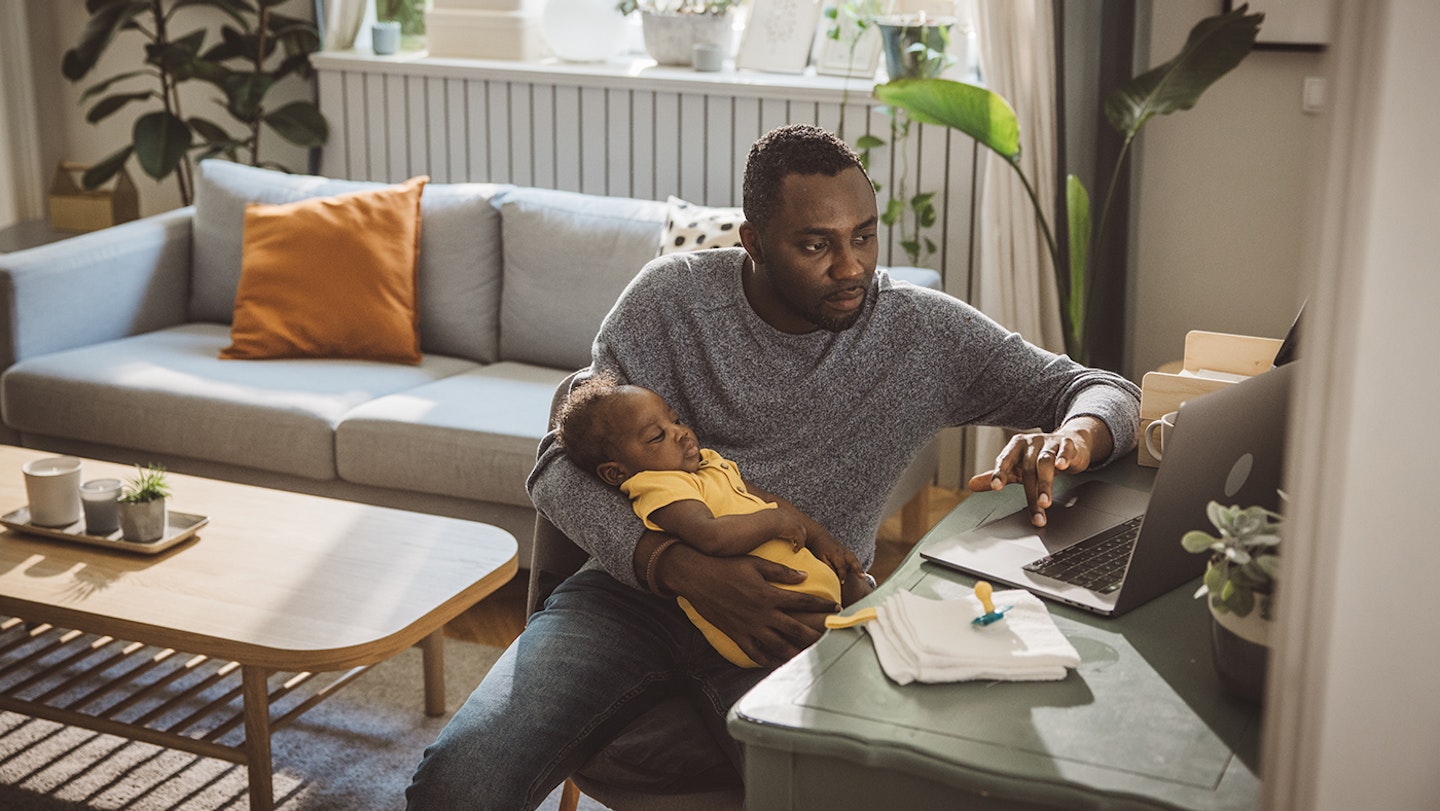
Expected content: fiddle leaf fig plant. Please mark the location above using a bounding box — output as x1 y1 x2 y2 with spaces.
874 5 1262 363
62 0 330 206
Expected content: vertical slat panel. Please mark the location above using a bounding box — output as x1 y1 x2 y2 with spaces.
487 81 511 183
406 75 428 178
531 84 557 189
907 120 948 272
653 92 680 199
703 95 734 205
733 97 762 173
678 94 706 202
630 91 656 201
553 86 581 192
509 82 534 187
759 99 789 135
606 89 633 199
579 86 607 195
384 74 408 181
445 78 469 181
426 76 449 181
465 79 490 181
866 108 898 266
316 69 347 178
815 102 843 140
365 73 389 182
343 71 371 180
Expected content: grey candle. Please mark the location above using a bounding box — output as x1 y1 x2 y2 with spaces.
80 478 123 535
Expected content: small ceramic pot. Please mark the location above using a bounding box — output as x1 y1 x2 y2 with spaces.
119 499 167 543
1209 600 1271 705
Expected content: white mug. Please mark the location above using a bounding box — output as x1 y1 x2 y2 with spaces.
22 455 84 527
1144 410 1179 462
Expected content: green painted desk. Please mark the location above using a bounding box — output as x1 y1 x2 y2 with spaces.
728 462 1261 810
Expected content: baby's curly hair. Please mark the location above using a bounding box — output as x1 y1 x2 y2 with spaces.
554 371 625 478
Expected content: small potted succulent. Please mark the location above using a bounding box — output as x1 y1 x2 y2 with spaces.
616 0 739 66
1182 500 1282 704
118 464 173 543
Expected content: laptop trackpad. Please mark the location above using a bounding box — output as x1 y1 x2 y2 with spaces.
955 483 1144 556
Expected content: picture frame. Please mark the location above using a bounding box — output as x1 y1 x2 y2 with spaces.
813 10 883 79
736 0 825 75
1224 0 1332 51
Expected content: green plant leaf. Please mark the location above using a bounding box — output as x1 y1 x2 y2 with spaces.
1104 5 1262 138
1181 530 1218 554
855 134 885 150
188 115 236 144
264 101 329 148
133 111 193 180
881 197 903 227
873 78 1020 161
79 70 150 102
62 0 149 81
81 145 134 190
1064 174 1090 329
222 72 276 121
86 91 153 124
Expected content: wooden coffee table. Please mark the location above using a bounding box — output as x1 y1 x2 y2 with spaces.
0 447 518 810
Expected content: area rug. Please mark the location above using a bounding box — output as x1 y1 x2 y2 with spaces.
0 639 606 810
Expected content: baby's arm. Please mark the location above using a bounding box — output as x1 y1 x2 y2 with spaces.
647 499 806 558
746 484 867 586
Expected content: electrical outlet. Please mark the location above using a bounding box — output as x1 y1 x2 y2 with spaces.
1302 76 1327 114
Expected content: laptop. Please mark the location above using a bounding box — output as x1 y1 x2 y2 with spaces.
920 361 1296 617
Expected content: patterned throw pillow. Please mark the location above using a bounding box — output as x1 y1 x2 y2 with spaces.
658 196 745 255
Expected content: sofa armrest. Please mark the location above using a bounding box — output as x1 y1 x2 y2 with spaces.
0 208 194 369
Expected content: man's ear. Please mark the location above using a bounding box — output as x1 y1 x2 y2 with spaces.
738 221 764 266
597 461 628 487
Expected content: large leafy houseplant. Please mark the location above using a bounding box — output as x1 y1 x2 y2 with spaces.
62 0 330 206
874 5 1262 363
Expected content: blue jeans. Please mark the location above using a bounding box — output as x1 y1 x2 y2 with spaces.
405 569 771 810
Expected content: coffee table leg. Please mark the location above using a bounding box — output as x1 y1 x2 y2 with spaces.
242 665 274 811
421 630 446 717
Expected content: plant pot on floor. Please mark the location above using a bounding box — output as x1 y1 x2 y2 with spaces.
641 11 733 66
119 499 167 543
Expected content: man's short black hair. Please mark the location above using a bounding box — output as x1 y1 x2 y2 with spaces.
742 124 868 233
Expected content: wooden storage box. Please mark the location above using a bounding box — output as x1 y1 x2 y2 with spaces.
48 161 139 233
1137 330 1283 467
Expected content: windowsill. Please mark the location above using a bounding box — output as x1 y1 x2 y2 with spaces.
313 49 900 102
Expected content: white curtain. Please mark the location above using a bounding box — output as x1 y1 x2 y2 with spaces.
968 0 1062 476
0 1 45 228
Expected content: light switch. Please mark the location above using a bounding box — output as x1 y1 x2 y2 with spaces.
1302 76 1327 114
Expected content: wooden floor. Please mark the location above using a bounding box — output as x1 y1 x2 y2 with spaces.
445 486 967 648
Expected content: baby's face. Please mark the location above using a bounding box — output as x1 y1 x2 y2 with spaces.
605 387 701 477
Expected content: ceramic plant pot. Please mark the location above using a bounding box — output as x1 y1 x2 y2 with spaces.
641 11 733 66
1209 598 1271 705
119 499 167 543
876 16 954 80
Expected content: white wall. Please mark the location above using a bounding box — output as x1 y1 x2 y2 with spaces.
1129 1 1323 377
1263 1 1440 807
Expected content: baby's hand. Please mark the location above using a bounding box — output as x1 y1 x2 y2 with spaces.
772 504 810 552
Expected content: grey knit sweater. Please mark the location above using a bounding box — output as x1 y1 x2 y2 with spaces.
527 248 1141 588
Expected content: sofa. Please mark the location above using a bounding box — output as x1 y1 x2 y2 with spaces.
0 161 941 564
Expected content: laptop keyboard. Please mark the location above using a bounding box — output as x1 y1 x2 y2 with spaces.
1021 515 1145 594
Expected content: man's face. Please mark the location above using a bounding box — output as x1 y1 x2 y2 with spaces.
741 167 880 334
597 386 702 484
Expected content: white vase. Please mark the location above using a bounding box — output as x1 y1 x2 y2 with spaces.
543 0 628 62
640 11 733 66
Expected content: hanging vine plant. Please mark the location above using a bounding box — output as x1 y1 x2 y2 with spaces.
62 0 330 206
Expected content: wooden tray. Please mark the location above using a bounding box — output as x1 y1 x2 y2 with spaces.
0 507 208 555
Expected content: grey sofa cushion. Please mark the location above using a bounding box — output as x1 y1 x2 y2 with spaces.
335 362 571 507
191 160 510 363
0 324 478 480
493 187 666 370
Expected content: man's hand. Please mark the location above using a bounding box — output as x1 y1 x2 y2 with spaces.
657 545 839 667
966 416 1113 527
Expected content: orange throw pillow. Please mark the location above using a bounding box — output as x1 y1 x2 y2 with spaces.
221 176 429 364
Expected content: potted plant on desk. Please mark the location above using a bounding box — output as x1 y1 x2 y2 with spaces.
617 0 739 66
1182 501 1282 704
118 464 172 543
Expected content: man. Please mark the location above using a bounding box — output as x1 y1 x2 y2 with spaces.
406 124 1140 809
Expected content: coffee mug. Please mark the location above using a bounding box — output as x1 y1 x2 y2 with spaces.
1144 410 1179 462
22 455 84 527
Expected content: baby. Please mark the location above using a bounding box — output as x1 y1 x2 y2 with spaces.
555 372 867 668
